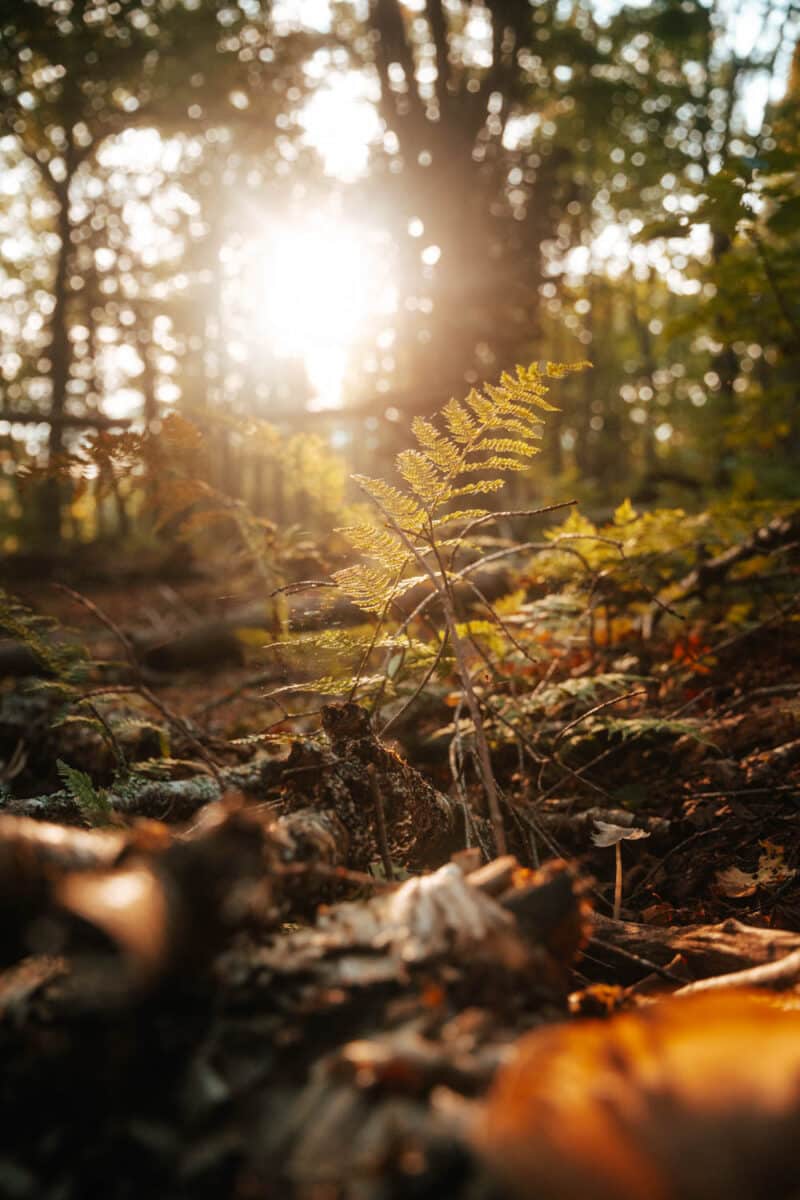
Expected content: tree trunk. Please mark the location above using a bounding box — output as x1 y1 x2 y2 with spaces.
40 182 73 544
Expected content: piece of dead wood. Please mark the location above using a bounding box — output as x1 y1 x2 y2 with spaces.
591 912 800 982
5 751 287 825
538 804 671 841
222 857 588 996
6 774 224 825
672 507 800 605
744 736 800 783
674 946 800 996
280 702 458 873
0 801 277 991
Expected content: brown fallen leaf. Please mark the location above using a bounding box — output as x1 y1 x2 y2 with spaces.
475 990 800 1200
716 840 796 899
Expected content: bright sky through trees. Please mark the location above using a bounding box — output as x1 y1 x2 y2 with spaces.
0 0 796 429
228 0 797 407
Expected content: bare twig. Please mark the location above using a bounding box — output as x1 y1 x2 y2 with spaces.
55 583 224 783
367 763 395 881
274 860 395 891
455 499 578 548
379 635 448 737
553 689 648 746
356 481 508 855
588 934 687 985
674 947 800 996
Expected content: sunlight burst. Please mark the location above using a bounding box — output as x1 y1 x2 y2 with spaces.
253 215 396 409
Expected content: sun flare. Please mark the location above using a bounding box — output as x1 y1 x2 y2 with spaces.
252 215 397 409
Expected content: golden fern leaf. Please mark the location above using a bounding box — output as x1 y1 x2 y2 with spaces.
543 359 592 379
333 563 399 613
442 398 480 444
336 523 409 571
485 418 545 441
461 455 537 473
488 399 546 427
448 480 507 499
267 672 388 698
410 417 464 475
431 508 491 528
479 438 541 457
465 389 496 424
352 475 425 531
485 381 556 416
397 449 445 505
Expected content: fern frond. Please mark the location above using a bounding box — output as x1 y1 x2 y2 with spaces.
331 362 589 707
447 479 507 499
461 455 537 473
600 716 711 745
397 449 446 505
267 672 387 698
57 760 112 825
432 508 491 528
333 563 399 613
465 389 495 424
543 359 593 379
487 399 546 426
478 438 541 457
0 590 81 678
484 418 545 440
333 565 430 613
442 398 480 443
409 419 464 475
352 475 425 531
336 523 408 571
271 627 429 656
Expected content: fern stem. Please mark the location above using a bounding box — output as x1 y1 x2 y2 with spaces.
427 527 508 857
614 841 623 921
442 602 508 856
358 482 507 856
367 763 395 881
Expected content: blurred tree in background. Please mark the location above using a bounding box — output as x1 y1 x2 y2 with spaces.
0 0 797 551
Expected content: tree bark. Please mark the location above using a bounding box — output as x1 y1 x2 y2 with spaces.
41 171 75 544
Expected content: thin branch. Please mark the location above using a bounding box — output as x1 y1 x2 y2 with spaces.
367 763 395 881
379 634 448 736
553 689 648 747
674 947 800 996
355 480 507 855
54 583 224 782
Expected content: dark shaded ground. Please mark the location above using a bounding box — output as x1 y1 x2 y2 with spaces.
1 540 799 1199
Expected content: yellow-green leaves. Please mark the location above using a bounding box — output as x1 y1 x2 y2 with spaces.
335 361 590 620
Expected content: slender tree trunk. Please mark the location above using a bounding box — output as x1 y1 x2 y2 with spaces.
41 180 73 544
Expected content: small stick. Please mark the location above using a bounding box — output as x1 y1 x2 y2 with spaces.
673 947 800 997
554 689 648 747
588 934 686 984
367 763 394 881
56 583 225 783
614 841 623 921
275 860 394 891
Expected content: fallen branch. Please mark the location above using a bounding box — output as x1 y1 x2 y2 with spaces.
674 946 800 996
591 913 800 982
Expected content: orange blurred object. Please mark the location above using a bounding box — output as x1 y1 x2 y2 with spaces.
476 990 800 1200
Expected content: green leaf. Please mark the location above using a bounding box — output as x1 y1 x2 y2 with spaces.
56 760 112 825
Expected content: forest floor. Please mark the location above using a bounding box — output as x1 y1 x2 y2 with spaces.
1 527 800 1199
